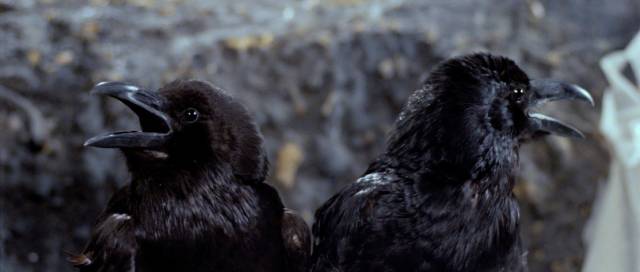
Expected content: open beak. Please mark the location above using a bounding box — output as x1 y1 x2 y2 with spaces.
526 79 594 139
84 82 173 149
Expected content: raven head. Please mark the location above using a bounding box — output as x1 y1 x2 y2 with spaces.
386 53 592 177
84 79 267 182
435 53 592 138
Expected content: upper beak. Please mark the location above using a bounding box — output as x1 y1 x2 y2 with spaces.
84 82 173 149
526 79 594 139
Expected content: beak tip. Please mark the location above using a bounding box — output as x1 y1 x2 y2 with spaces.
573 131 586 139
570 84 595 107
83 136 102 148
90 81 109 95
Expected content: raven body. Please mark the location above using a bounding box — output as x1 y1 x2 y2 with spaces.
71 80 310 272
311 54 593 272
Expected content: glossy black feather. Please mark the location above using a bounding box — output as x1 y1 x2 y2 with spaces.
72 80 310 272
312 54 532 272
282 209 312 271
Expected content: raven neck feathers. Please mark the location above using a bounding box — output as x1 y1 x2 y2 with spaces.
129 163 260 241
379 85 519 186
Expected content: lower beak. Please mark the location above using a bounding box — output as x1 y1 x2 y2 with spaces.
84 82 173 149
526 79 594 138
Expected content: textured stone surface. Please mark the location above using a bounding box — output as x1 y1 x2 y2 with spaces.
0 0 638 271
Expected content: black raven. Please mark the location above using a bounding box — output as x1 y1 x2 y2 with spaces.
311 53 593 272
69 80 310 272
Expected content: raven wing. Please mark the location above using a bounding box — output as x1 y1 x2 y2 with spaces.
253 182 312 272
69 186 137 272
311 172 397 271
281 209 311 272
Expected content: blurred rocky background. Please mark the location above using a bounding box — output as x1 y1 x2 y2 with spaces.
0 0 638 271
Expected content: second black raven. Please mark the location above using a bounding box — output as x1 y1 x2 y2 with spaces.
69 80 310 272
311 53 593 272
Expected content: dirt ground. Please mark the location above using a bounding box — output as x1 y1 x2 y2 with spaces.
1 0 639 271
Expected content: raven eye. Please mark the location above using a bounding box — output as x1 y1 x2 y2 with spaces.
511 88 526 103
182 108 199 123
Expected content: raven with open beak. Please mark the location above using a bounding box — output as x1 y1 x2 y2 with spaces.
311 53 593 272
71 80 310 272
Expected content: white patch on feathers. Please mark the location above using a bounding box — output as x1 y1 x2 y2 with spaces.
111 213 131 221
354 172 389 196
